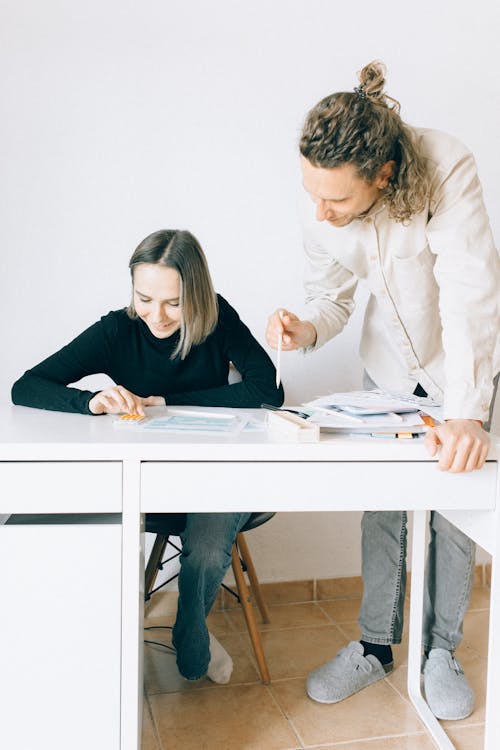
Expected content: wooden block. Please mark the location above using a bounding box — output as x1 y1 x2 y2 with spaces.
267 410 320 443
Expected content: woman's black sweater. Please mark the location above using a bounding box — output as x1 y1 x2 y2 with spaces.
11 295 284 413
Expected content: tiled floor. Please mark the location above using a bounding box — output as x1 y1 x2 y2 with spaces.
142 576 490 750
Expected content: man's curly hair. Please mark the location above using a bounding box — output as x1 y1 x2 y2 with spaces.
300 61 429 223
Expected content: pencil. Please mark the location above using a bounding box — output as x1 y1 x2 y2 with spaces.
276 330 282 388
276 310 284 388
419 413 435 428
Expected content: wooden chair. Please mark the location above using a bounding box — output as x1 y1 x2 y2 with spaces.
144 512 274 684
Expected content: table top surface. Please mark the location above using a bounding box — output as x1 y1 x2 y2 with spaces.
2 403 499 462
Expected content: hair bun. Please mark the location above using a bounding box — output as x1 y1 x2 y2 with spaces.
358 60 386 98
356 60 400 113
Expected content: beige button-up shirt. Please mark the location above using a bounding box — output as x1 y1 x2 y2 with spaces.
301 128 500 421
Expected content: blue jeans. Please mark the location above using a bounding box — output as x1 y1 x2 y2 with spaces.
359 510 475 651
172 512 251 679
359 372 498 652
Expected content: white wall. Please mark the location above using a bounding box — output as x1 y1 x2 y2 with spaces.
2 0 498 580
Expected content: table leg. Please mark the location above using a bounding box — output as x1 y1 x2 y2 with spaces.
484 469 500 750
408 510 456 750
121 460 144 750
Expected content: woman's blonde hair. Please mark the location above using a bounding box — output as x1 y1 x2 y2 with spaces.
300 61 429 222
127 229 218 360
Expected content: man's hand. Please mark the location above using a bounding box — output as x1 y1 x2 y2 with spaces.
266 308 317 351
89 386 165 415
425 419 490 472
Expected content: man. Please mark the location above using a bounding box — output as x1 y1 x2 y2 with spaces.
266 61 499 720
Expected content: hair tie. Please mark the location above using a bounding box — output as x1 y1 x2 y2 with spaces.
354 84 367 99
353 85 367 99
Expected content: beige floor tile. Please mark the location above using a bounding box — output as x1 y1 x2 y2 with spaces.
244 625 347 681
145 607 234 639
270 676 424 746
149 684 301 750
144 632 259 695
306 735 435 749
334 620 362 642
141 700 160 750
384 663 413 698
467 587 491 611
318 598 362 623
259 579 315 606
225 602 331 632
462 610 489 657
454 639 482 662
145 590 179 619
205 609 237 636
219 579 315 610
446 723 485 750
317 575 364 600
484 563 491 587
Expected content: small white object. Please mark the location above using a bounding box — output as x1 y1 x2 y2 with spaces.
267 409 320 442
310 405 365 423
276 309 284 388
387 411 404 422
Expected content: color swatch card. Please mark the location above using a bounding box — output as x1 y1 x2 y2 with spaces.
141 413 248 434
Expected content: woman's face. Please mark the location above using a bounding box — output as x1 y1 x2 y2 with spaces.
133 263 182 339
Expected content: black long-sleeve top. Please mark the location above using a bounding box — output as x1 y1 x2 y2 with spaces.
11 295 284 414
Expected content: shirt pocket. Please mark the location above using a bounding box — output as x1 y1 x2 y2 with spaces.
388 244 439 311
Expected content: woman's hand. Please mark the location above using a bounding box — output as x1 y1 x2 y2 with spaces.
266 308 317 351
88 386 165 415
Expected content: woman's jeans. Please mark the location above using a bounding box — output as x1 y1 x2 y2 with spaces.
359 372 498 652
172 512 251 680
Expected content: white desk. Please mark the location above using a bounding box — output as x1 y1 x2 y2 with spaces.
1 404 499 750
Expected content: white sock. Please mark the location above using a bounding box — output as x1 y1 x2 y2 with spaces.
206 632 233 684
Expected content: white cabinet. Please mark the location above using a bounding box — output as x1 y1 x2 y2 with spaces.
0 519 122 750
0 458 123 749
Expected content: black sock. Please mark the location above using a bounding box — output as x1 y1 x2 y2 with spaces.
360 639 393 665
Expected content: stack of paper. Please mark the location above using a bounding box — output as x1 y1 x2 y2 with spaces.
303 389 443 438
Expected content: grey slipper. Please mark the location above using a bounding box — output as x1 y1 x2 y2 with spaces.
423 648 474 720
306 641 393 704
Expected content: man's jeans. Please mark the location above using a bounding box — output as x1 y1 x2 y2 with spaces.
172 511 251 679
359 372 498 651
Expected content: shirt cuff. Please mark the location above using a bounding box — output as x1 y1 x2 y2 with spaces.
443 383 493 423
301 312 339 353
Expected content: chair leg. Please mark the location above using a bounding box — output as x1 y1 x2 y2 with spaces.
236 533 270 624
145 534 168 599
231 544 271 684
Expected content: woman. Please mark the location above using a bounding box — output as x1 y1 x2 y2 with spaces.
12 228 284 682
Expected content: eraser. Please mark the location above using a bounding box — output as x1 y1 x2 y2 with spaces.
113 413 147 426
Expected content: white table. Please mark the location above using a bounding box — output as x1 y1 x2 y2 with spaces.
1 404 498 750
